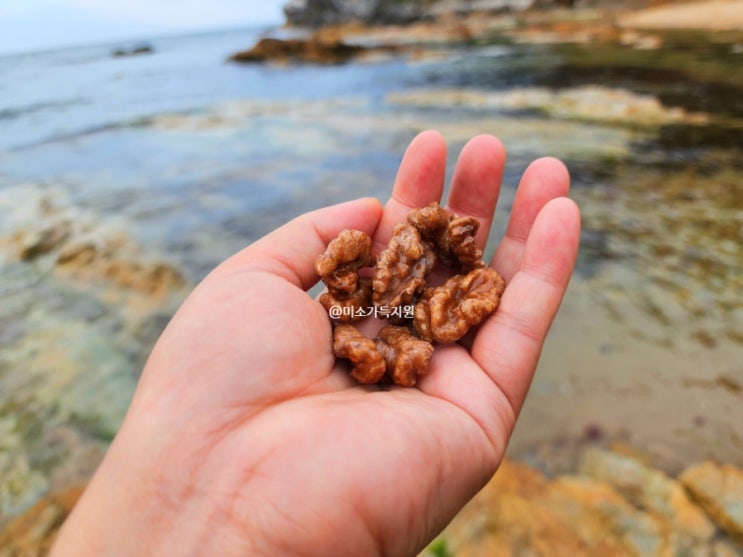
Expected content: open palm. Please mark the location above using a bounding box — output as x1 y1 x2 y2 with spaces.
52 131 579 557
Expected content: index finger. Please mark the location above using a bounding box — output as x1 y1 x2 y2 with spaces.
374 130 447 250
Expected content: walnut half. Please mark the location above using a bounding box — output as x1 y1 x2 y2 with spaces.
316 229 375 322
376 325 434 387
372 223 435 315
333 324 386 384
315 229 375 294
413 267 506 344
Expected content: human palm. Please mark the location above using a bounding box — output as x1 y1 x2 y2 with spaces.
52 131 579 557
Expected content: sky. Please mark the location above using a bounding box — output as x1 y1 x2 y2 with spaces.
0 0 287 54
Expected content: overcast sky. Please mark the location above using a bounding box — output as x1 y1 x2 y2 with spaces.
0 0 287 54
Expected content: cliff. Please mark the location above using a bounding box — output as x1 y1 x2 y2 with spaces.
283 0 534 27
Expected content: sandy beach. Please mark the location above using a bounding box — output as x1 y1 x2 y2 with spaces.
619 0 743 31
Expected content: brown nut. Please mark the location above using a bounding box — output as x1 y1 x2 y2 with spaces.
407 202 449 238
372 223 435 314
413 267 506 343
322 202 507 388
408 202 484 271
376 325 434 387
319 277 372 322
315 229 375 294
441 216 485 272
333 324 386 384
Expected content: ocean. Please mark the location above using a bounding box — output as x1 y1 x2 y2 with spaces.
1 24 741 521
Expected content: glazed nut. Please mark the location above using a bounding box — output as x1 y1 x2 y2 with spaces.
315 229 375 294
414 267 506 343
407 202 484 271
319 277 372 322
372 222 435 313
376 325 434 387
333 324 386 384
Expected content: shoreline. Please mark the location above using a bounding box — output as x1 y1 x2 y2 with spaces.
283 0 743 50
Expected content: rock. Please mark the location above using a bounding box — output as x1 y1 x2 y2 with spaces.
283 0 534 27
0 184 185 299
425 453 743 557
14 221 71 261
0 486 84 557
580 448 716 546
387 85 707 126
229 37 366 65
284 0 421 27
56 238 185 297
0 417 48 521
433 459 664 557
681 461 743 542
111 44 153 57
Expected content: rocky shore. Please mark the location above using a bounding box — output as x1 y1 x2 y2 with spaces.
229 0 743 66
424 448 743 557
0 183 189 529
2 448 741 556
2 1 741 554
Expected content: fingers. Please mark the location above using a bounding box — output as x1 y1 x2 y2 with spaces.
377 132 507 255
491 157 570 282
375 130 446 248
222 197 383 290
473 197 580 421
444 134 506 247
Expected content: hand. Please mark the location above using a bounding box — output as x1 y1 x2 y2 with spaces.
52 131 580 557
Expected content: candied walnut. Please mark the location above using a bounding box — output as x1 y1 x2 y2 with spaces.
412 287 435 342
408 202 485 271
319 277 372 322
407 202 449 238
414 267 506 343
315 229 375 294
376 325 434 387
333 324 386 384
372 223 435 314
320 202 507 388
440 216 485 271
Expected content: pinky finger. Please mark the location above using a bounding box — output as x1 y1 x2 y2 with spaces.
473 197 580 422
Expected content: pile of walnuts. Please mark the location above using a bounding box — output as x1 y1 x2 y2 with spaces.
315 202 506 387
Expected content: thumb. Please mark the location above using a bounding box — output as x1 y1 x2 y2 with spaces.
220 197 383 290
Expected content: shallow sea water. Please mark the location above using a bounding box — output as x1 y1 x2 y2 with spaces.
0 26 741 520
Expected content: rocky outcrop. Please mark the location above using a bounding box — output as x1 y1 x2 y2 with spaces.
1 185 185 298
0 486 83 557
425 449 743 557
283 0 534 27
229 37 367 65
681 462 743 543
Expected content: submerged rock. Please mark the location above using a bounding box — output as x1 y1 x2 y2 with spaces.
387 85 708 126
0 185 185 299
0 486 83 557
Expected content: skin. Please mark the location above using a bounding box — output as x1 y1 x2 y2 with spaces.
51 130 580 557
